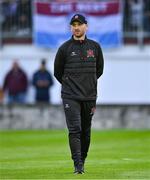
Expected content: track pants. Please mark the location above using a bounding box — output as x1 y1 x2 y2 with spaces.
62 98 96 166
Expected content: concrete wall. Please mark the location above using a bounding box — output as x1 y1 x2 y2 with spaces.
0 104 149 129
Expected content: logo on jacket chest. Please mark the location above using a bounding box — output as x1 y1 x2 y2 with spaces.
70 49 95 60
70 51 77 56
87 49 95 58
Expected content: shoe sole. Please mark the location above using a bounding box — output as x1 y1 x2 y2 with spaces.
74 171 84 174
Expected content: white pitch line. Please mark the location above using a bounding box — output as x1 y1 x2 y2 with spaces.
122 158 133 161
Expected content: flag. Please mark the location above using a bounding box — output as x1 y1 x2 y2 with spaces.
33 0 123 49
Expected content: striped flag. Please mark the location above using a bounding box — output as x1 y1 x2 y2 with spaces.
33 0 123 49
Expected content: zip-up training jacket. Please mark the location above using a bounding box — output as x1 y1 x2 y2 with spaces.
54 36 104 101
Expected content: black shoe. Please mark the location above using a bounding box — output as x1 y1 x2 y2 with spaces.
74 163 84 174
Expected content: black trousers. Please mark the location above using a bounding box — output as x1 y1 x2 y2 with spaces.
62 98 96 166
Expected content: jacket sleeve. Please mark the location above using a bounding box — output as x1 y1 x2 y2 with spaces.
96 44 104 79
54 47 65 84
3 72 9 91
32 72 37 87
22 70 28 91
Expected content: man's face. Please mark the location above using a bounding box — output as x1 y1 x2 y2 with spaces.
71 21 88 38
12 61 19 71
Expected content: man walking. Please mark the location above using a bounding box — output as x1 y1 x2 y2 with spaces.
54 14 104 174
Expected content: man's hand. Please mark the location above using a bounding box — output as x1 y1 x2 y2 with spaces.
37 80 49 87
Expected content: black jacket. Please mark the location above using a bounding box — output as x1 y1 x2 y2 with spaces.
54 36 104 101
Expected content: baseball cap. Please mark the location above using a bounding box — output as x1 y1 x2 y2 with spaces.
70 14 87 25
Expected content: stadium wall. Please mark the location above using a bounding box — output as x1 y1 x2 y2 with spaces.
0 104 149 129
0 45 150 129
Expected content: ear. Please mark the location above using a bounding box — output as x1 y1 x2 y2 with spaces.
85 24 88 31
70 25 73 33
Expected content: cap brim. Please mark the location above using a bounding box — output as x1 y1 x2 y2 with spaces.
70 19 84 25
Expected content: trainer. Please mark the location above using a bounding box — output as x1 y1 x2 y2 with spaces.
54 14 104 174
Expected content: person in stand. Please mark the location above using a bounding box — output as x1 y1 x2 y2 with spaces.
144 0 150 32
54 14 104 174
3 60 28 104
0 86 4 104
129 0 143 31
32 59 54 104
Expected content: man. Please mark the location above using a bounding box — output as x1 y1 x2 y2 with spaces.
0 86 4 103
32 59 54 103
54 14 104 174
3 60 28 104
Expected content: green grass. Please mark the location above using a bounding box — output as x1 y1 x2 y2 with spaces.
0 129 150 179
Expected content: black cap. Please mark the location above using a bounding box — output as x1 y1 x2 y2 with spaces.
70 14 87 25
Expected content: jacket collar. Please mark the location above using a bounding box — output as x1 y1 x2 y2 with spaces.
71 35 87 44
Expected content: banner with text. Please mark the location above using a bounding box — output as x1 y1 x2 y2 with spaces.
33 0 123 49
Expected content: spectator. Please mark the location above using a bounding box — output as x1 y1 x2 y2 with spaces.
0 86 4 104
129 0 143 31
32 59 54 104
1 0 32 34
3 60 28 104
144 0 150 32
123 0 130 31
2 0 18 31
16 0 31 31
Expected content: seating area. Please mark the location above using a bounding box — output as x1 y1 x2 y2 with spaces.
0 0 150 44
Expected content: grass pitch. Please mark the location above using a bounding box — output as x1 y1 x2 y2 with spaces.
0 129 150 179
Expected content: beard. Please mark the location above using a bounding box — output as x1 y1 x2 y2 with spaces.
74 34 83 38
73 30 84 38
